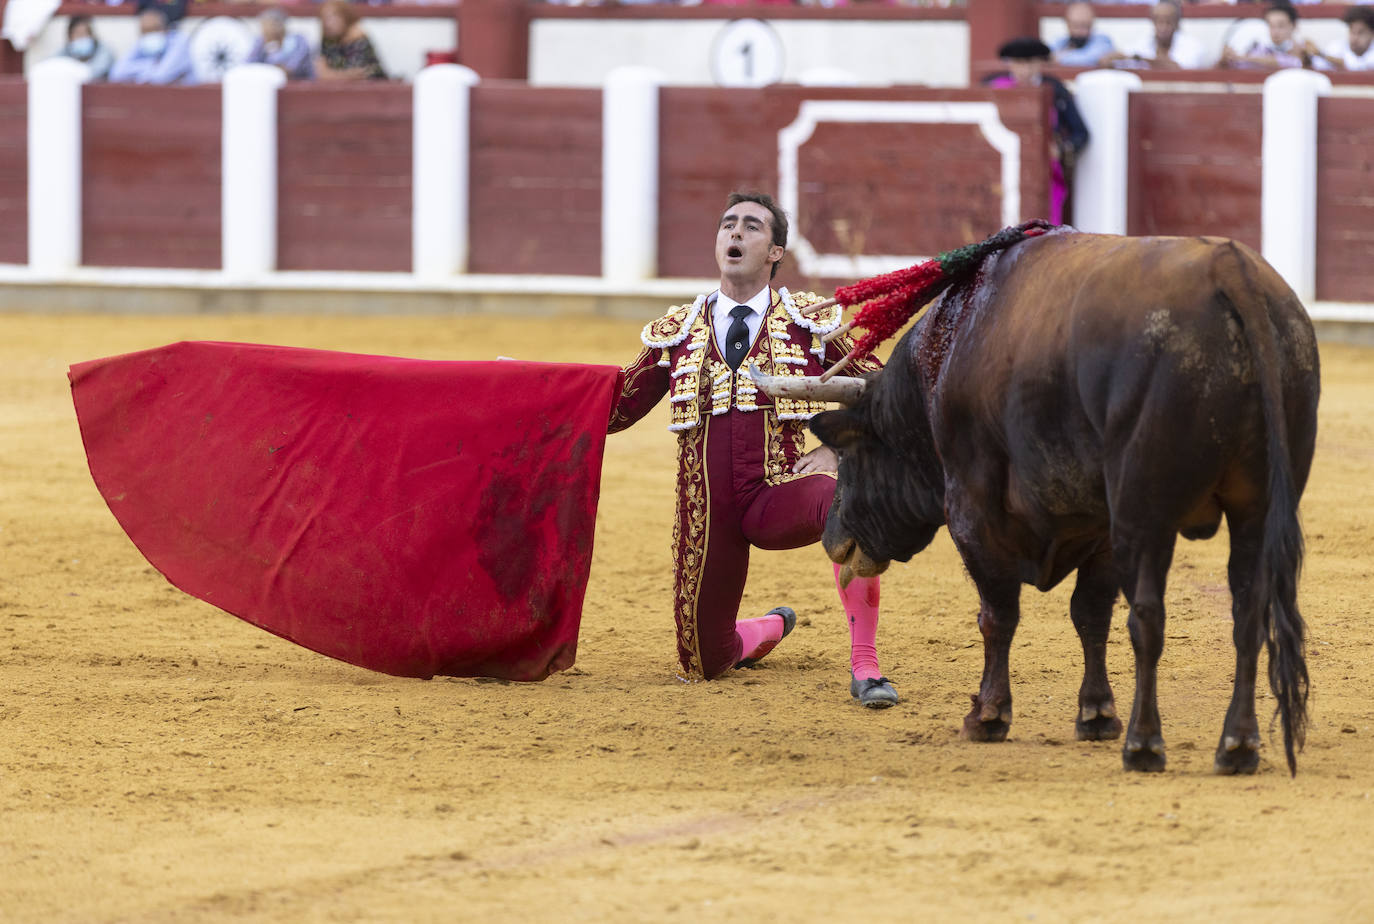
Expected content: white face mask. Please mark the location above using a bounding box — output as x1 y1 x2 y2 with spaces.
68 35 95 58
137 31 168 56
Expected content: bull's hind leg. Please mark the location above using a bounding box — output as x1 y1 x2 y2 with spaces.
1215 513 1265 775
1071 551 1122 741
961 568 1021 742
1113 528 1178 773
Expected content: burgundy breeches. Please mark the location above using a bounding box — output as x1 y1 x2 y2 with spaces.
671 409 836 679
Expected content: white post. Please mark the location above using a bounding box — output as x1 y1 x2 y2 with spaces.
602 66 663 283
1072 70 1141 236
222 64 287 280
1261 68 1331 304
27 57 90 276
413 64 480 281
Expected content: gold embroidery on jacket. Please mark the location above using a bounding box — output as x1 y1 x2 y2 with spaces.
609 348 659 431
642 297 705 350
672 425 710 680
659 290 847 431
708 360 732 416
763 408 825 487
667 311 711 432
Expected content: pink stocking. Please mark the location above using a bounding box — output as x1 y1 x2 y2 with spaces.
734 613 785 664
835 563 882 680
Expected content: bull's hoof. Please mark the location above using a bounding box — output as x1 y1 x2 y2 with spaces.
1075 702 1123 741
961 698 1012 742
1213 733 1262 775
1121 734 1167 773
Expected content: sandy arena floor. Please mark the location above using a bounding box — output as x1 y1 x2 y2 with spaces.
2 311 1373 922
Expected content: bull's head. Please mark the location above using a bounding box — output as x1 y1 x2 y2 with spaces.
750 362 947 586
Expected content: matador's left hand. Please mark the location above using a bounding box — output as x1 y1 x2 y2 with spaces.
792 445 838 474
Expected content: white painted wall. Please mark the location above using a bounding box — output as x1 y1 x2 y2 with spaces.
530 19 970 88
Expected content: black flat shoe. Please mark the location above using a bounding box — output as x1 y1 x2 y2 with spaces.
850 673 899 708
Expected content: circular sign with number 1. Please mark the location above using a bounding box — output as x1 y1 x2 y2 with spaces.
710 19 786 88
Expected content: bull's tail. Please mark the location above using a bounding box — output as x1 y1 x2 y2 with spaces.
833 220 1060 363
1216 241 1309 776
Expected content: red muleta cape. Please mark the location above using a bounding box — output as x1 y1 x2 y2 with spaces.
69 341 620 682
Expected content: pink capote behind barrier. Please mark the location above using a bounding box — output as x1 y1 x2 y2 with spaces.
69 341 621 682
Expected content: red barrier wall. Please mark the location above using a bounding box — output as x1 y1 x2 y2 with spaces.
468 84 601 276
659 86 1049 290
0 79 24 265
277 84 413 273
1126 92 1262 251
82 84 221 269
1316 97 1374 304
5 79 1372 304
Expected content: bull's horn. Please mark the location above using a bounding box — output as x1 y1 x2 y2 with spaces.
747 363 868 405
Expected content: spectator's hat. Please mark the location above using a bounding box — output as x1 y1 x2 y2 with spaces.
998 37 1053 60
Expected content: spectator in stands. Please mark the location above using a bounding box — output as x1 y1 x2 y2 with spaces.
247 7 314 81
55 15 114 81
1051 2 1115 68
1104 1 1211 70
316 0 386 82
109 7 195 85
1311 7 1374 72
983 38 1089 225
1221 2 1315 71
136 0 187 28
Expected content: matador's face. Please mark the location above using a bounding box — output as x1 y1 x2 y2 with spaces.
715 202 783 285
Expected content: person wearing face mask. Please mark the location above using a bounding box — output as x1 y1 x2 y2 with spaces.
1050 2 1115 68
246 7 314 81
109 7 195 85
56 15 114 81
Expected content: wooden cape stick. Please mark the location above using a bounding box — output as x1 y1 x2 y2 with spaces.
797 297 838 317
821 320 854 344
820 354 853 381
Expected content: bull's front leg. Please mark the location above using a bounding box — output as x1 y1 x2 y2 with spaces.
962 573 1021 742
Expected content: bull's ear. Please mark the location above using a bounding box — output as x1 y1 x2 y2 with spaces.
810 409 867 450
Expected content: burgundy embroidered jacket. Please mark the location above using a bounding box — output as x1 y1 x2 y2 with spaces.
609 288 882 480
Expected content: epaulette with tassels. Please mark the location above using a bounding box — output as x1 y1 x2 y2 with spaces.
817 220 1058 378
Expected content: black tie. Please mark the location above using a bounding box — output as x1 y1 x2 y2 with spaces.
725 305 752 371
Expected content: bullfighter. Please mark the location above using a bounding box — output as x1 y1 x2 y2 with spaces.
608 191 899 707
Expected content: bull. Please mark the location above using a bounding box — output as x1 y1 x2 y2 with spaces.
754 228 1319 775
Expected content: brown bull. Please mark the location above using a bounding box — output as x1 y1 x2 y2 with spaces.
755 230 1320 775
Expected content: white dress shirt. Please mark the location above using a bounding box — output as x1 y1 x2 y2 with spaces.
710 287 771 360
1123 31 1211 69
1324 37 1374 71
